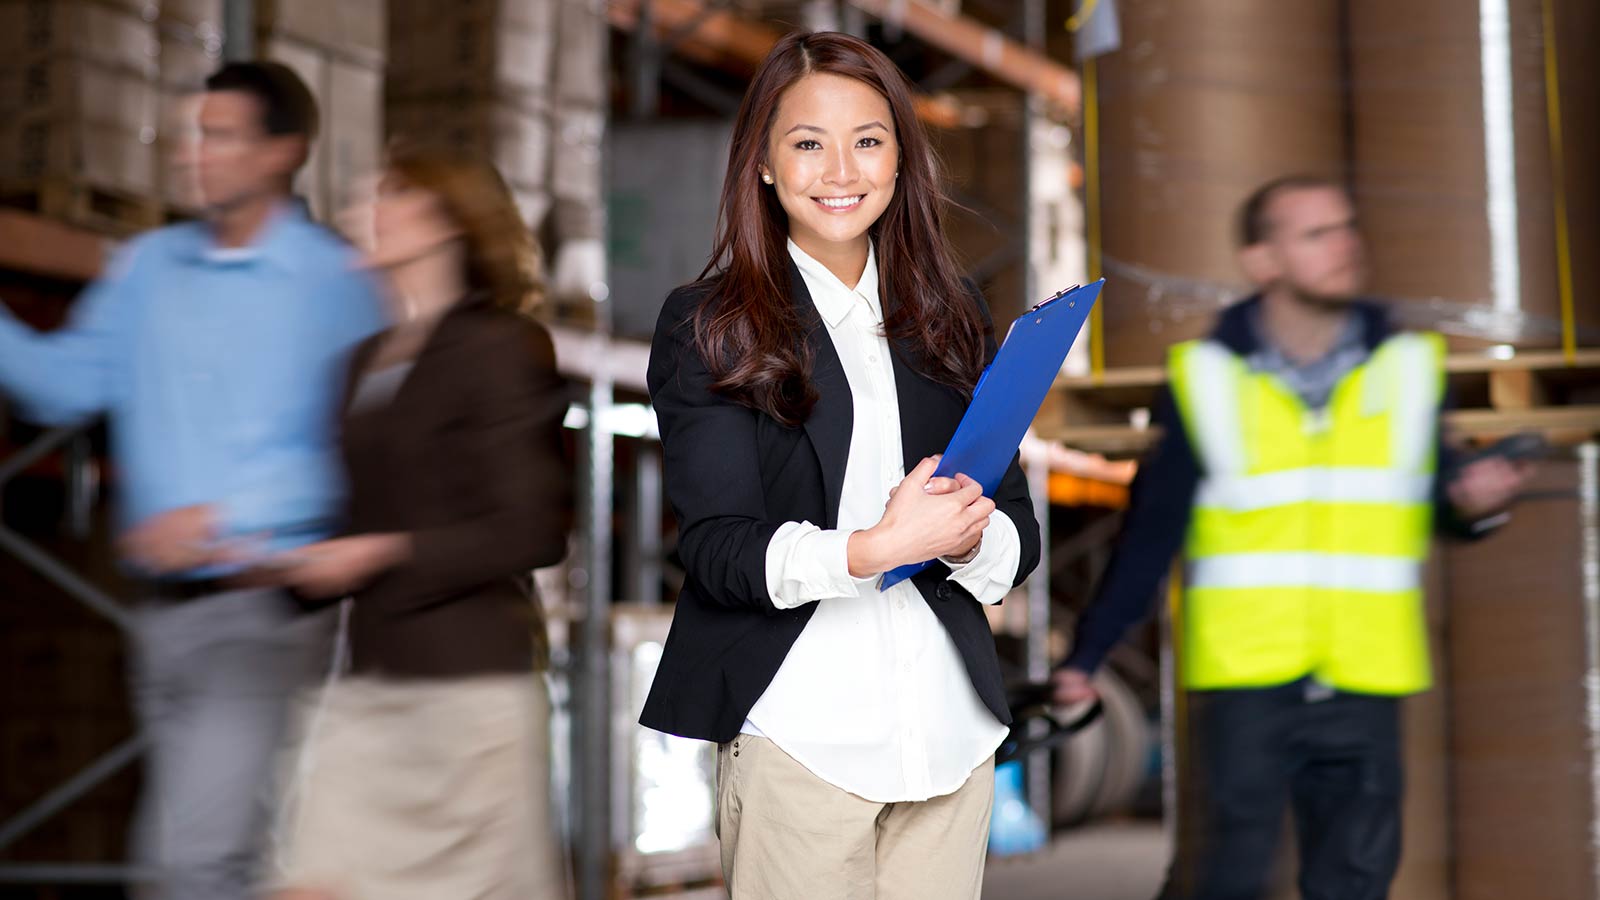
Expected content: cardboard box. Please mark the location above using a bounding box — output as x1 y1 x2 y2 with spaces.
387 0 553 103
0 115 159 198
387 96 550 191
158 0 222 32
158 24 222 90
0 57 157 133
259 36 328 216
0 0 158 79
325 59 382 213
258 0 385 66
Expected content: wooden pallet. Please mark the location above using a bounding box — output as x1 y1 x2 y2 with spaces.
0 178 165 237
1039 349 1600 455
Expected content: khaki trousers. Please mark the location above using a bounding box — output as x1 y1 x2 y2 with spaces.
716 735 994 900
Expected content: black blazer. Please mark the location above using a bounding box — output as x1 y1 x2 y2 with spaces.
640 261 1041 743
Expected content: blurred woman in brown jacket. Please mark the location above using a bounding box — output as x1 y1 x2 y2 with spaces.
265 152 571 900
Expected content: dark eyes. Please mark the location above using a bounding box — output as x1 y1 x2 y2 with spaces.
792 137 885 150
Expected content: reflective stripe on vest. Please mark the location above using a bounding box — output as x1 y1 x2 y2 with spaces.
1169 330 1445 695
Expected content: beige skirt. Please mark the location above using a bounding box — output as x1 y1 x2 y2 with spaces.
269 674 567 900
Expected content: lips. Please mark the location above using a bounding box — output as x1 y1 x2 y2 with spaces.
813 194 865 212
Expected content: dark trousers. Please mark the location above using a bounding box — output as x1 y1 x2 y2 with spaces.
1161 680 1403 900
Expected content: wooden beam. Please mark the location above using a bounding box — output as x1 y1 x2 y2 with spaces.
0 209 111 282
847 0 1081 113
1042 406 1600 456
1445 347 1600 373
1054 349 1600 403
608 0 965 128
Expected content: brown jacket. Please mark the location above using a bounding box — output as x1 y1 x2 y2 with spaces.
336 296 572 678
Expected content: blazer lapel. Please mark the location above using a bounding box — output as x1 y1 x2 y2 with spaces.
792 261 854 529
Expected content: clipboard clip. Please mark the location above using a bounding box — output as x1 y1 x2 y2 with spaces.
1027 284 1082 315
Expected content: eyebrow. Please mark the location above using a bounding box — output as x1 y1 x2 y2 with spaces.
783 121 891 136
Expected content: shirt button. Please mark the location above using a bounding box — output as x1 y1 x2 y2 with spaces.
867 355 878 364
897 597 907 610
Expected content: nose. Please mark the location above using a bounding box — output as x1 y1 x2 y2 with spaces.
822 145 859 187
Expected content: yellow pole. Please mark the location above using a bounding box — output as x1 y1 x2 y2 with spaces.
1541 0 1577 362
1083 57 1104 380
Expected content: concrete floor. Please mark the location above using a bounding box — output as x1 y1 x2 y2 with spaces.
982 822 1170 900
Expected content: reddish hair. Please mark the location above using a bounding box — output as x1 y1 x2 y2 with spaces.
690 31 988 427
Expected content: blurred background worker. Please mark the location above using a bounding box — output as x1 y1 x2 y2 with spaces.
0 62 382 899
263 152 572 900
1052 175 1535 900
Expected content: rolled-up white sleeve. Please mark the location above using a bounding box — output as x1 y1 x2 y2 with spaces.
942 510 1021 605
766 520 879 609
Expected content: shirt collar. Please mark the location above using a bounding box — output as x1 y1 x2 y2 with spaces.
1245 302 1366 370
787 238 881 329
178 199 312 272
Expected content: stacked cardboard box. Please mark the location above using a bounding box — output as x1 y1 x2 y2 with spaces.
155 0 222 212
386 0 558 230
257 0 385 220
0 0 163 231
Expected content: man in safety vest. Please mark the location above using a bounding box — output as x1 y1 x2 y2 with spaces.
1053 175 1532 900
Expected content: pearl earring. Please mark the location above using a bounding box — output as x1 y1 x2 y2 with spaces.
761 173 774 184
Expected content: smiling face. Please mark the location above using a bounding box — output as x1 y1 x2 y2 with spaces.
760 72 898 264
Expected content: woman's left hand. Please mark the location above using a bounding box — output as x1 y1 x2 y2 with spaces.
274 534 411 599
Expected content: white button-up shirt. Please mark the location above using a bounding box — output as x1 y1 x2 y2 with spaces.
741 239 1019 803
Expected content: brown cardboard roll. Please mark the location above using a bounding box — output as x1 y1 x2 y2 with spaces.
1096 0 1346 367
1445 453 1598 898
1349 0 1600 350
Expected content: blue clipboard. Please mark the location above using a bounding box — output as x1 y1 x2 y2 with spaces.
880 279 1104 590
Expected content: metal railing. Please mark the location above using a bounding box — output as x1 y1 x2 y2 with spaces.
0 421 148 886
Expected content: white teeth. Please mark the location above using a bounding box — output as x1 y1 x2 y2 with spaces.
817 195 864 209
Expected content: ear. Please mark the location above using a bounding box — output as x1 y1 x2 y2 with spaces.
264 134 310 182
1238 243 1280 288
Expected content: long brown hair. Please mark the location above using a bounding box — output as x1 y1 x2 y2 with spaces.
691 31 988 427
385 150 545 314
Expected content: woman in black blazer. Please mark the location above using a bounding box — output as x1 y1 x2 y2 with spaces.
643 31 1040 900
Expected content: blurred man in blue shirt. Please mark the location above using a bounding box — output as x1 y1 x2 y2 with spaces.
0 63 382 899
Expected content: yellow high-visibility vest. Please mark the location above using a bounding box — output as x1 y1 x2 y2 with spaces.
1168 331 1445 695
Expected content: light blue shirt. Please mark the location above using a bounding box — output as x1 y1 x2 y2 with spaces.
0 204 385 569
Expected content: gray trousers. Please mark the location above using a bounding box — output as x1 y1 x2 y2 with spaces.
127 588 334 900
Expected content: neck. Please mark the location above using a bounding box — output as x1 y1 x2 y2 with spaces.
1258 286 1353 365
793 233 870 290
389 252 469 325
209 193 283 249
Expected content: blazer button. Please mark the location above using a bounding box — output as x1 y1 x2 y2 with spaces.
935 584 953 602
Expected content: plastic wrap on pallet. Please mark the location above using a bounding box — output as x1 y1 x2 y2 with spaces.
1347 0 1599 354
1094 0 1345 368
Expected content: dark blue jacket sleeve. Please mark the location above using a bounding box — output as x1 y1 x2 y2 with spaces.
1061 387 1197 674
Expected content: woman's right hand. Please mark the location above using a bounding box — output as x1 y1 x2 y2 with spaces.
848 456 995 577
